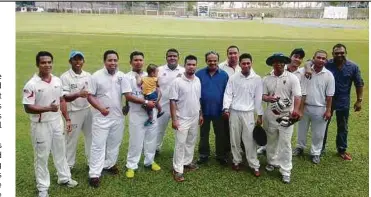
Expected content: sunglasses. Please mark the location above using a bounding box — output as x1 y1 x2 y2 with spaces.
334 52 345 55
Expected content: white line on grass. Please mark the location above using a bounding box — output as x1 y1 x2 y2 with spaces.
19 31 369 43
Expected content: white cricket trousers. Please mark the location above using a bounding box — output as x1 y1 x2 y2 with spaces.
89 117 124 178
31 117 72 192
229 110 260 169
297 105 327 156
156 103 171 151
173 116 199 174
126 110 158 169
263 110 294 176
65 108 92 168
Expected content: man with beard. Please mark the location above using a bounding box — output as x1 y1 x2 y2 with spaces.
123 51 161 178
155 48 185 155
223 53 263 177
195 51 229 166
304 44 364 160
262 53 302 184
169 55 203 182
293 50 335 164
23 51 78 197
60 50 92 170
87 50 132 187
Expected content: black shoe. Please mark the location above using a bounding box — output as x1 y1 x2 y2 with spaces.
89 177 100 188
196 157 209 165
157 111 165 118
217 158 228 166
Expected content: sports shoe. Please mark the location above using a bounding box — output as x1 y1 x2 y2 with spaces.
88 177 100 188
145 162 161 171
257 146 266 155
265 164 276 172
339 152 352 161
232 163 241 171
144 119 154 127
172 170 185 182
157 111 165 118
292 147 304 156
126 169 135 178
57 179 78 188
282 175 291 184
253 168 260 177
103 164 119 175
184 163 199 172
38 191 49 197
312 155 320 164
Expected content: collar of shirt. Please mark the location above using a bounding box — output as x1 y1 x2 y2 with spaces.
270 70 288 78
165 64 181 71
206 67 220 75
68 68 87 78
181 73 196 82
103 66 118 76
33 73 55 82
238 70 256 79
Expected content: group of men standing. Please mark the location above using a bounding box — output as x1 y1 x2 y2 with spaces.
22 43 364 196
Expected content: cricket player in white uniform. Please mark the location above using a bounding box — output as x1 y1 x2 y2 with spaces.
262 53 302 184
123 51 161 178
169 55 202 182
23 51 78 197
293 50 335 164
222 53 263 177
156 48 185 154
60 50 92 169
87 50 131 188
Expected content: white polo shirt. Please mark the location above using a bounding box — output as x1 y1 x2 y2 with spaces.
157 64 185 107
300 67 335 107
263 70 301 113
60 69 91 112
22 74 63 123
223 71 263 115
219 60 256 77
169 74 201 120
88 67 131 119
284 65 307 96
125 70 149 112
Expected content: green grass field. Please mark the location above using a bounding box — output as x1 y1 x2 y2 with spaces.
16 13 369 197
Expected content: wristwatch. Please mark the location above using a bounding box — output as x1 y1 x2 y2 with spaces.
144 100 149 104
357 98 363 102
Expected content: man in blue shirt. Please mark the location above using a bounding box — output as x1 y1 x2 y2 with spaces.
196 51 229 166
321 43 364 161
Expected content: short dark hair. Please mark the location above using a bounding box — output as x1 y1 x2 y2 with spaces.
227 45 239 53
103 50 119 61
332 43 347 53
313 50 328 58
130 51 144 62
147 64 158 74
205 51 219 62
239 53 252 63
184 55 197 65
290 48 305 59
166 48 179 57
36 51 53 66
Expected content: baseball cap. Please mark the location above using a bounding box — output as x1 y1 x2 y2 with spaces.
266 53 291 66
69 50 84 59
290 48 305 59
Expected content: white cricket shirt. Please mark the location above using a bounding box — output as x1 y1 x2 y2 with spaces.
158 64 185 107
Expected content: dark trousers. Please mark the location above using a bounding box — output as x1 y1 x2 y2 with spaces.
322 109 349 154
198 116 229 160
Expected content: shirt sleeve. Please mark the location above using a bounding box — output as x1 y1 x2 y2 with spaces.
291 75 301 97
223 78 233 110
254 77 264 115
121 75 132 94
88 75 97 95
22 82 35 105
262 76 269 95
168 79 179 101
60 74 70 96
326 73 336 96
353 64 364 87
300 74 307 96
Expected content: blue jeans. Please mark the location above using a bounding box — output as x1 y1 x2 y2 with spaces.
322 109 349 154
144 91 158 120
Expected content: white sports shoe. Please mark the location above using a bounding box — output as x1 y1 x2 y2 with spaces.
58 179 78 188
38 191 49 197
